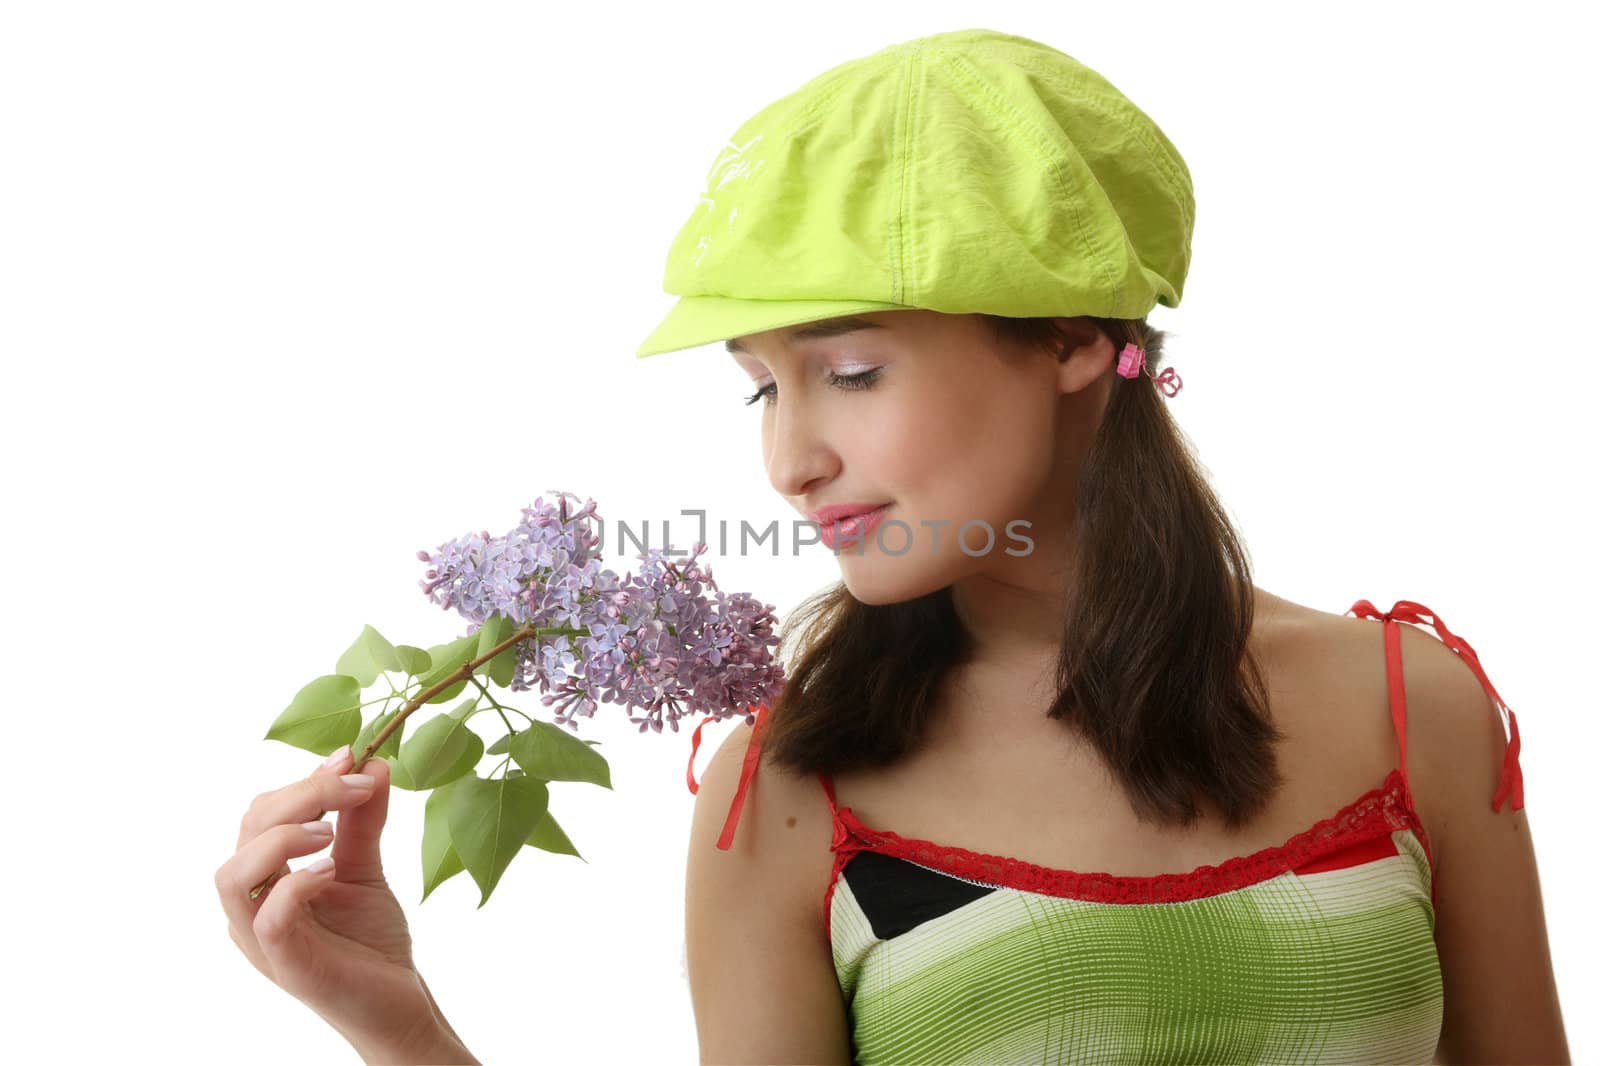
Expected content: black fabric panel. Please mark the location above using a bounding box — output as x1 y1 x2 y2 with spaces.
842 850 997 940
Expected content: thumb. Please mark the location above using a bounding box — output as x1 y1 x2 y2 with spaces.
331 752 392 880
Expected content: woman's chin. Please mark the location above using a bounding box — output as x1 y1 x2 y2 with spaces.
837 552 955 606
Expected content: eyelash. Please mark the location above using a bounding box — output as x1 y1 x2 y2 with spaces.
743 367 882 407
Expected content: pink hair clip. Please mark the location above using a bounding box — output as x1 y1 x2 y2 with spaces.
1116 342 1182 398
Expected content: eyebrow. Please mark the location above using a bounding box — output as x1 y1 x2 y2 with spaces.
725 316 886 355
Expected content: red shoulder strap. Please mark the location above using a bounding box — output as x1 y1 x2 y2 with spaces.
819 770 839 817
1346 598 1524 811
685 703 772 850
1366 607 1414 794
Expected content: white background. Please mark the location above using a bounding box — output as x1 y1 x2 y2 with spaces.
2 1 1594 1062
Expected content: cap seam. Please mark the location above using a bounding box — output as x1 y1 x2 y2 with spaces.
895 46 922 306
934 49 1118 312
959 42 1190 182
780 62 899 307
961 42 1193 241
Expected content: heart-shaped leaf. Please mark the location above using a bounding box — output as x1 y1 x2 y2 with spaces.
335 625 401 687
505 721 612 789
448 774 550 908
396 701 483 790
392 645 432 677
420 780 467 902
264 674 362 756
474 614 520 688
526 809 583 860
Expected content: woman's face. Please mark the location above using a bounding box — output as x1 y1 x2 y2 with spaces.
727 309 1114 605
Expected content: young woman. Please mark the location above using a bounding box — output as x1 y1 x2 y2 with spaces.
684 309 1564 1066
215 28 1568 1065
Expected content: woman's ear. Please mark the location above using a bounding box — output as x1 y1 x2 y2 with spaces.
1048 316 1104 361
1049 318 1114 394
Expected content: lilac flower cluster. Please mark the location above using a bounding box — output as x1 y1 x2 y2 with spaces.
417 492 786 734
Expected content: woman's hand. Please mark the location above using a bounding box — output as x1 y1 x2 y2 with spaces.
215 745 476 1063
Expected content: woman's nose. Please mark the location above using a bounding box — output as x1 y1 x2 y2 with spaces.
764 392 837 500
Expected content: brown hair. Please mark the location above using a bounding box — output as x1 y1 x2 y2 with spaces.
759 314 1285 830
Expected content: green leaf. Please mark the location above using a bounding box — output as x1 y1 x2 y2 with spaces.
335 625 401 687
475 614 519 688
396 701 483 790
392 645 432 677
380 753 415 790
264 674 363 756
526 809 583 860
448 774 550 908
420 780 467 902
353 706 406 762
418 633 477 703
506 721 612 789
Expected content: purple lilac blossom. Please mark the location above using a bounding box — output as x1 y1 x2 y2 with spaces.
417 492 785 734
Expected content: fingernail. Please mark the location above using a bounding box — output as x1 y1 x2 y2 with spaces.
321 745 350 770
303 820 333 834
306 856 335 875
340 773 375 789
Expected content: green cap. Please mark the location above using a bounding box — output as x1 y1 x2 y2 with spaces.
635 27 1194 359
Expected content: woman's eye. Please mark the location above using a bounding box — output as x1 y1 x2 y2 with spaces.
743 368 882 407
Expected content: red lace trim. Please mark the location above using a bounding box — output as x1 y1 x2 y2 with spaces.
827 767 1432 908
817 594 1519 937
688 598 1521 861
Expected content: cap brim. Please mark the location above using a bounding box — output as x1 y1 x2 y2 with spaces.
635 294 913 358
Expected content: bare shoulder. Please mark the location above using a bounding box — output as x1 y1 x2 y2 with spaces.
1304 602 1510 852
684 721 851 1065
1262 594 1489 845
1321 610 1517 854
1248 590 1396 766
1336 609 1569 1063
689 721 838 923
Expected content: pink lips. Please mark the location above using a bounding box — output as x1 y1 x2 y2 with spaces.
810 502 891 526
814 504 892 550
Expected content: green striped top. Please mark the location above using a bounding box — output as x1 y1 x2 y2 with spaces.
808 599 1525 1064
